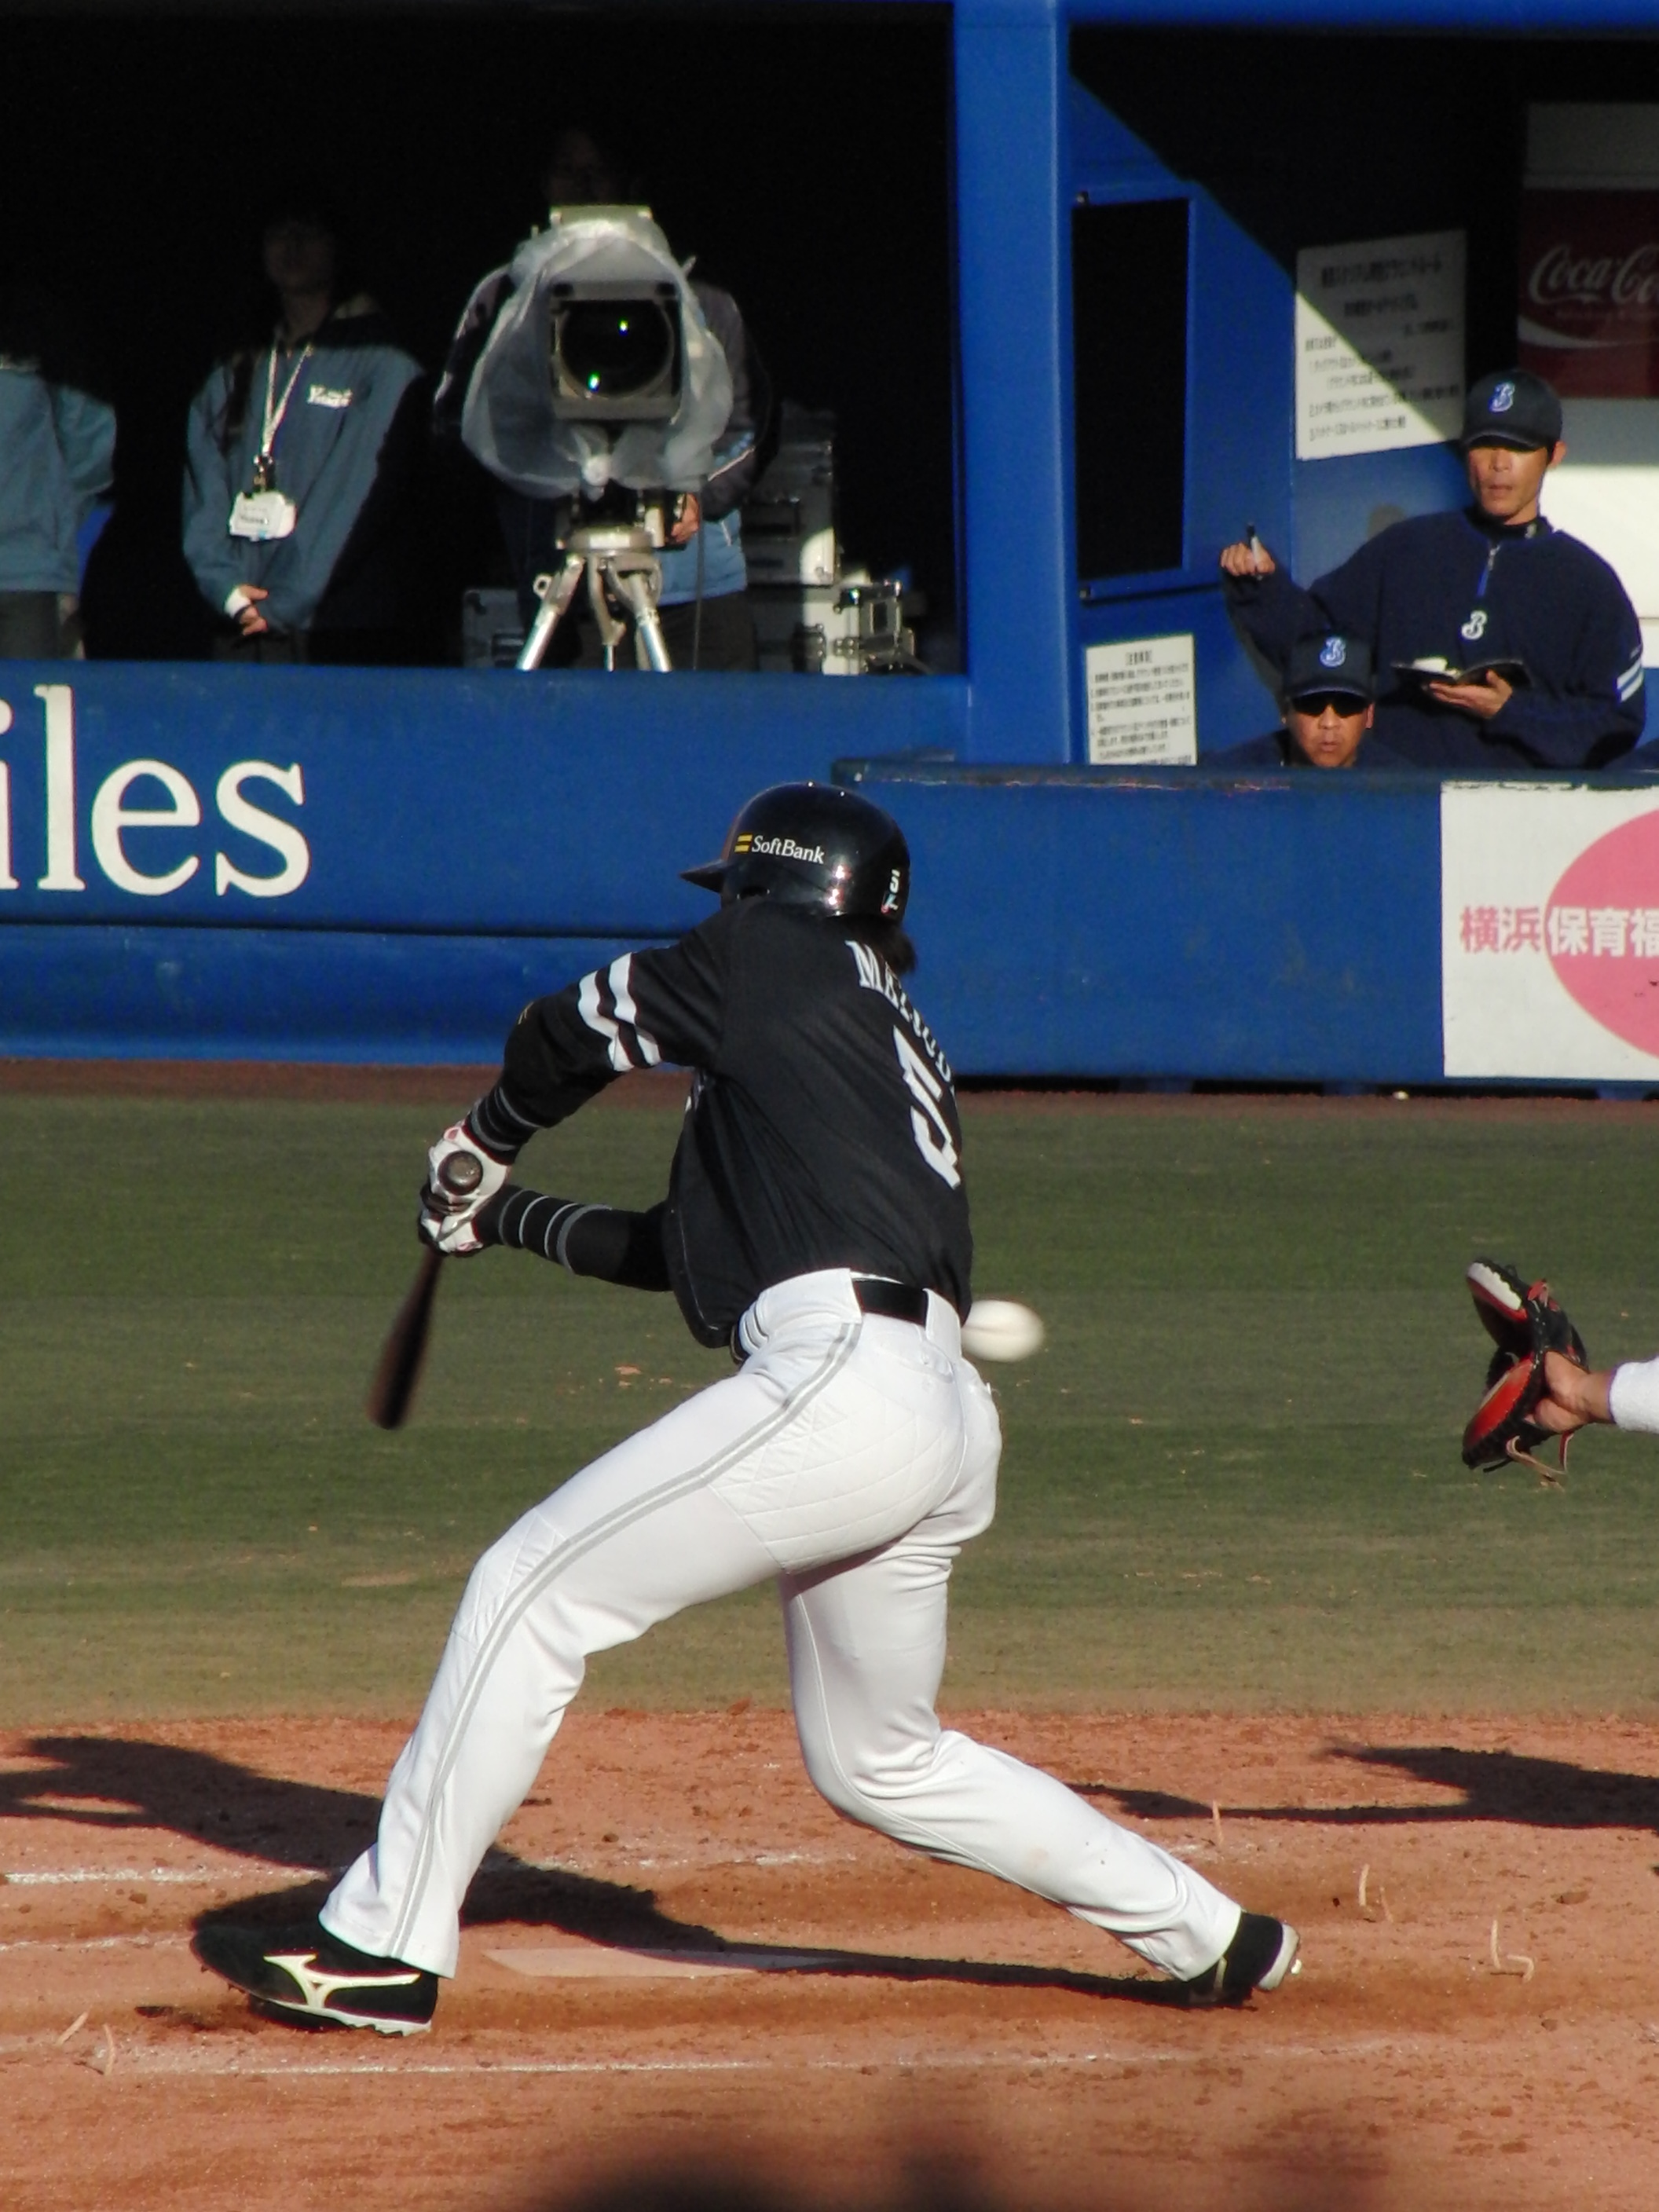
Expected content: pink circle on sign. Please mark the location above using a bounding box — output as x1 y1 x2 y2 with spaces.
1546 807 1659 1055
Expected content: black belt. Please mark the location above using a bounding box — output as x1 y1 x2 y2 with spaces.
852 1276 930 1324
730 1275 932 1365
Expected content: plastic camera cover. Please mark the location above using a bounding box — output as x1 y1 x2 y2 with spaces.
461 209 733 498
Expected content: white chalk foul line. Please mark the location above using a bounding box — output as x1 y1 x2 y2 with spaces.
2 1862 326 1888
0 1932 190 1957
49 2033 1439 2082
2 1852 850 1886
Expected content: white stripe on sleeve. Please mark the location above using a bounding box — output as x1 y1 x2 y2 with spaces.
577 969 632 1071
607 955 662 1067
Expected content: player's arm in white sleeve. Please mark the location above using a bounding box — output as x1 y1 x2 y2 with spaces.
1609 1353 1659 1431
1536 1347 1659 1434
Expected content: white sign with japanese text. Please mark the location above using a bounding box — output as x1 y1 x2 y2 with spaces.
1442 782 1659 1078
1084 634 1198 766
1295 230 1466 461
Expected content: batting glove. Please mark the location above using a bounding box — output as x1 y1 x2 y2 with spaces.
417 1123 511 1258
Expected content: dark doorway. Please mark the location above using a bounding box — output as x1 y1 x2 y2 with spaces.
1071 197 1188 581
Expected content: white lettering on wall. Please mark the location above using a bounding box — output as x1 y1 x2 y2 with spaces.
0 687 310 901
0 764 16 892
90 760 203 895
35 683 85 890
216 763 309 897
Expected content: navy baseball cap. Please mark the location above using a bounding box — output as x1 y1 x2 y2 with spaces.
1283 632 1374 707
1460 369 1563 452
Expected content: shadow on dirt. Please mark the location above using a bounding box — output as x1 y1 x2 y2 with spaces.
510 2144 1395 2212
2 1731 1178 2007
0 1731 377 1870
1079 1740 1659 1835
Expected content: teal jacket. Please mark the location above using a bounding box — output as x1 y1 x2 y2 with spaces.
0 358 115 594
182 299 422 635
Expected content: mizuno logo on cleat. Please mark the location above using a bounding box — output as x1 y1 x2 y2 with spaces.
269 1950 423 2012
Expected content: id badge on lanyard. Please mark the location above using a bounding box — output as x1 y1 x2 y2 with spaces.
229 489 298 540
228 339 312 541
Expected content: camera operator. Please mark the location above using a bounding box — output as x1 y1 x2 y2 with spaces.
436 129 764 670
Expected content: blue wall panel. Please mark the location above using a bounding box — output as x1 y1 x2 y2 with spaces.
0 665 969 932
1 769 1448 1079
1293 444 1474 585
862 768 1446 1081
0 926 635 1064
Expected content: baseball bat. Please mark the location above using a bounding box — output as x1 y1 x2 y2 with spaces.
366 1152 485 1431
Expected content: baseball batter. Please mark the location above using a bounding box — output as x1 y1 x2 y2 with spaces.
196 782 1299 2031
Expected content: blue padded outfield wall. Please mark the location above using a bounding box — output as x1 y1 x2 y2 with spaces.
0 663 1448 1079
0 666 958 1064
11 0 1659 1079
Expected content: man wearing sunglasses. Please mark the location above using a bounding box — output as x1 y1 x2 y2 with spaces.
1219 369 1645 772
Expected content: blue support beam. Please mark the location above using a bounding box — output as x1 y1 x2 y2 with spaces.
954 0 1076 763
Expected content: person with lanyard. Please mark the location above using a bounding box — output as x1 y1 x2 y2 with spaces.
182 187 425 664
1218 370 1646 771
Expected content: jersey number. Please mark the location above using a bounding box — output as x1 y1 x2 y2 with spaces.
893 1029 961 1188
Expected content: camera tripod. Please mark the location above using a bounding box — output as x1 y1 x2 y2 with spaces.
515 524 673 672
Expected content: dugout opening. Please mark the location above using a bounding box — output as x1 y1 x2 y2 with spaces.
1066 26 1659 760
1 4 956 669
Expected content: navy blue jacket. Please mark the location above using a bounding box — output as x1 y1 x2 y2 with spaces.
1225 507 1646 771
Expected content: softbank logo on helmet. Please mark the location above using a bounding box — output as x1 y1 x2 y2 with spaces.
1490 381 1517 413
735 833 827 864
1320 637 1346 668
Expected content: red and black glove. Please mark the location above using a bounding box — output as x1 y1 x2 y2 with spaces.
1462 1259 1588 1485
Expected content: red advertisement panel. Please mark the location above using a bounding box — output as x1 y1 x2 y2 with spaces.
1519 189 1659 397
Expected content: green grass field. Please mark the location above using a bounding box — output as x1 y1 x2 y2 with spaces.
4 1086 1659 1722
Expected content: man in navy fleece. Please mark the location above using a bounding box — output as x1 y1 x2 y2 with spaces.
1219 370 1645 772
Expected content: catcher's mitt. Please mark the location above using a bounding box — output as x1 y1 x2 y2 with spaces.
1462 1259 1588 1485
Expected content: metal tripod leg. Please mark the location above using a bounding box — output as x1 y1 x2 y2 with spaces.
516 554 586 670
609 567 673 672
584 556 632 670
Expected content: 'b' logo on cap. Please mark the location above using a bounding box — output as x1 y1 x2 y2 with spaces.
1491 381 1516 413
1320 636 1346 668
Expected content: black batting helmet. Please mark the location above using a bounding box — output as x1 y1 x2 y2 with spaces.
683 782 909 921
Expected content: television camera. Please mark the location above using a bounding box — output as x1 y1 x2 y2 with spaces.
460 207 734 671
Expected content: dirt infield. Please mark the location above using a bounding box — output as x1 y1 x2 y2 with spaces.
5 1709 1658 2211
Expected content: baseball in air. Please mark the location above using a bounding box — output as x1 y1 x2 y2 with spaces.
961 1298 1046 1363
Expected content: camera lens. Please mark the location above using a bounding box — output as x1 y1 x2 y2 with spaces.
555 298 676 402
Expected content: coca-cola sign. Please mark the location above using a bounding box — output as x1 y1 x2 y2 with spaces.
1519 189 1659 396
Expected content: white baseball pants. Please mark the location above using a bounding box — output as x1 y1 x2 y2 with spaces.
324 1269 1241 1982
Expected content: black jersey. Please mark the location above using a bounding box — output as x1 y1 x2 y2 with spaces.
478 900 973 1346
